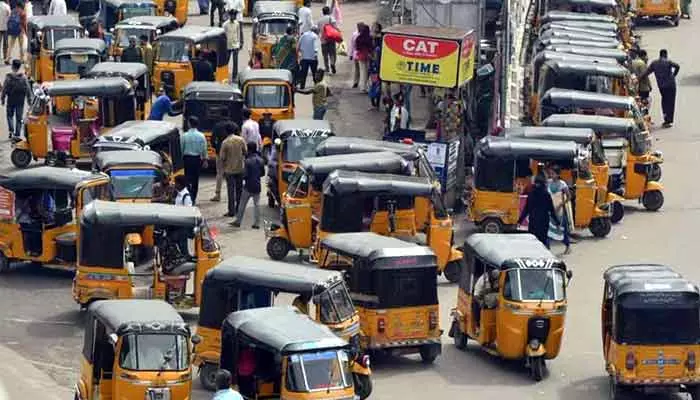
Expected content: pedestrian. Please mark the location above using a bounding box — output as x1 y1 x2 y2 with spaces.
193 50 215 81
640 49 680 128
231 141 265 229
371 22 382 48
349 23 360 88
210 119 233 202
212 369 243 400
681 0 691 18
317 6 338 74
210 0 224 26
48 0 65 15
5 1 25 65
548 166 572 254
0 0 10 64
389 92 408 131
173 175 193 206
297 69 330 119
368 43 381 109
250 50 263 69
219 122 246 217
296 26 319 88
441 89 462 140
139 34 154 76
272 26 297 75
2 59 32 139
148 87 175 120
297 0 313 33
180 116 208 203
354 23 373 92
120 36 142 63
223 9 240 81
518 173 560 248
198 0 208 15
630 49 652 105
87 20 103 39
241 108 262 151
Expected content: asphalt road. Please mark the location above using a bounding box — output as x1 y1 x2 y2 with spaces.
0 3 697 400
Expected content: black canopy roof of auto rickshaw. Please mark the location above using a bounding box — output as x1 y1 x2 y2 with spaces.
533 50 618 69
28 15 81 29
204 255 344 295
274 119 334 139
323 169 434 197
93 150 164 170
539 38 622 49
540 20 619 32
97 120 180 145
475 136 579 160
299 152 408 178
315 136 421 161
465 233 566 270
45 77 133 97
0 166 105 191
86 62 149 79
542 10 617 23
604 264 681 287
550 0 618 8
159 25 225 42
183 81 243 101
116 15 178 28
607 277 700 298
223 306 348 353
505 126 595 145
88 299 188 336
542 114 639 134
539 28 618 41
54 38 108 54
238 68 295 85
542 88 636 110
542 45 627 62
253 0 297 18
81 199 202 227
320 232 437 266
543 59 629 77
103 0 157 8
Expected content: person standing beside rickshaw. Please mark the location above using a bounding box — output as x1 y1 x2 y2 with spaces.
272 26 297 77
548 166 572 254
121 36 142 63
630 50 652 114
223 9 241 81
640 49 680 128
2 59 31 139
220 123 246 217
181 116 208 203
139 35 154 77
297 69 331 120
231 141 264 229
210 119 234 203
473 269 499 330
0 0 9 63
297 26 319 89
518 173 560 248
241 108 261 151
5 2 25 65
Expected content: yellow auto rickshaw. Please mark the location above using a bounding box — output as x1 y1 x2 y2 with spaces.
633 0 680 26
72 200 221 308
220 306 356 400
542 45 629 64
154 0 187 25
100 0 159 45
108 15 179 59
539 10 634 45
76 299 196 400
12 77 137 169
92 150 172 203
27 15 84 83
194 256 371 398
238 68 295 122
602 264 700 399
53 38 108 113
0 167 111 273
540 114 664 211
251 1 298 68
154 26 228 100
469 136 612 237
86 62 152 120
538 88 648 128
450 233 572 380
318 232 443 363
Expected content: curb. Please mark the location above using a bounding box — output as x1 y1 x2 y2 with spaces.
0 345 73 400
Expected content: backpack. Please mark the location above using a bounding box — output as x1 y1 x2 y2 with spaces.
4 74 26 99
7 10 21 36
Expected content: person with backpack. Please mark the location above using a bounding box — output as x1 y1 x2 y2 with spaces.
2 59 32 139
230 141 265 229
173 175 193 206
5 1 25 65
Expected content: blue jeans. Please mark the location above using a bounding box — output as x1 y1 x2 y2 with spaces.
313 105 327 120
7 102 23 137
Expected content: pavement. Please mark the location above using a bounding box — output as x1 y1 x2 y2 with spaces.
0 344 73 400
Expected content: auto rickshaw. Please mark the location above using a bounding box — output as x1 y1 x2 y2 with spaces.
238 69 295 122
76 299 195 400
268 119 335 208
27 15 83 83
540 114 664 211
179 82 244 162
318 232 443 363
153 0 187 25
193 257 371 398
251 1 298 68
220 306 356 400
85 62 152 120
538 88 648 127
99 0 159 45
108 15 179 59
153 26 228 100
537 37 624 53
72 200 221 308
602 264 700 399
92 120 184 177
0 167 111 273
449 233 572 381
52 38 108 113
470 136 612 237
92 150 172 203
538 27 620 44
12 77 136 169
633 0 680 25
542 45 629 64
265 152 411 259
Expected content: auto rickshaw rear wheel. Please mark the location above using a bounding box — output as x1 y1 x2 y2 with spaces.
199 362 218 391
443 260 462 283
352 373 373 400
611 201 624 224
529 356 545 381
0 253 9 273
589 218 612 238
480 218 503 233
642 190 664 211
419 345 439 364
266 237 290 260
10 149 32 168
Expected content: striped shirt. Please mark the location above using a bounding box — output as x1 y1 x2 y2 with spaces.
181 128 207 159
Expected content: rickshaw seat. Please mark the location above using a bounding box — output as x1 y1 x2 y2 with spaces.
55 231 77 245
168 261 196 275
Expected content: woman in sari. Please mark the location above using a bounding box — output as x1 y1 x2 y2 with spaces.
272 26 298 76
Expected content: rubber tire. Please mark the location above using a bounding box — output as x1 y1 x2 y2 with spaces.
648 163 662 181
443 260 462 283
453 323 468 350
10 149 32 168
530 356 545 382
0 252 8 273
689 384 700 400
608 376 623 400
480 217 503 233
642 190 664 211
589 217 612 238
199 362 218 391
266 237 290 260
419 345 439 364
611 201 624 224
352 373 373 400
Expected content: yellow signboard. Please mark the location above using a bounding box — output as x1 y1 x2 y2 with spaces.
379 33 461 88
458 31 476 86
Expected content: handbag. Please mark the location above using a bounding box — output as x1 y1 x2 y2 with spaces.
323 23 343 43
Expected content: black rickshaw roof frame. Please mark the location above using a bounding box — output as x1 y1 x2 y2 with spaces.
322 169 435 197
475 136 580 160
505 125 595 145
54 38 108 54
299 152 409 179
541 88 636 110
93 120 180 147
159 25 225 43
44 77 134 97
93 149 165 171
81 199 203 227
86 62 149 79
183 81 243 101
541 114 640 135
88 299 189 336
542 10 617 23
540 46 628 62
543 59 630 77
464 233 567 271
28 15 82 29
320 232 437 267
315 136 421 162
0 166 106 192
273 119 334 139
115 15 178 28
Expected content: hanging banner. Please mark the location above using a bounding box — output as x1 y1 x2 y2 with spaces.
458 30 476 86
380 33 461 88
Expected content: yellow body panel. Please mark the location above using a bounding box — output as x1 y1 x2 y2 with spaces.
112 367 192 400
469 189 519 226
153 61 193 101
636 0 680 17
39 48 55 82
358 305 441 350
622 152 664 200
243 81 295 123
607 342 700 384
24 112 49 158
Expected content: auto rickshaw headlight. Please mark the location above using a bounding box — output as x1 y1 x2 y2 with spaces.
653 150 663 158
529 339 540 350
274 138 282 146
625 352 636 370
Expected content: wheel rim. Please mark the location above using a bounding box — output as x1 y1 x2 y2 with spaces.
483 221 500 233
12 150 30 166
269 239 287 259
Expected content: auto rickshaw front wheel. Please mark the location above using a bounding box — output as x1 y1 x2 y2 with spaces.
589 218 612 238
648 164 662 181
266 237 291 260
480 217 503 233
199 362 218 391
642 190 664 211
10 149 32 168
529 356 545 381
352 373 373 400
443 260 462 283
611 201 624 224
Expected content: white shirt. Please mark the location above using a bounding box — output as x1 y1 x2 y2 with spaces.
223 19 240 50
0 2 10 31
49 0 66 15
389 105 409 131
225 0 243 20
241 119 262 151
175 188 192 206
474 273 496 299
298 6 313 33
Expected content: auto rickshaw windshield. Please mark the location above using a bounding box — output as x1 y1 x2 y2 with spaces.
46 28 81 50
317 283 355 324
286 350 352 392
257 19 294 35
616 294 700 345
156 39 188 62
503 268 566 301
109 169 158 199
185 100 240 131
284 136 328 162
631 130 650 155
245 84 290 108
119 333 190 371
56 54 100 74
121 5 157 19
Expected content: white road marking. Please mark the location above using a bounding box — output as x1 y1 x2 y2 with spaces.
3 318 77 326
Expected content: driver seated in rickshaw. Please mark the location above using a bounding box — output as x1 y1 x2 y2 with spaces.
157 226 196 276
292 294 310 314
474 269 500 331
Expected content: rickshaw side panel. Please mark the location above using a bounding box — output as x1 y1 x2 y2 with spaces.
495 300 566 360
193 326 222 366
153 62 194 101
470 189 520 227
284 199 314 249
360 305 441 348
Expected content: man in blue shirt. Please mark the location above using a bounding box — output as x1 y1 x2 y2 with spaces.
180 116 208 203
297 26 319 89
213 369 243 400
148 87 175 120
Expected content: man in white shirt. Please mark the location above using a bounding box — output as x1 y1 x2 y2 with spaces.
222 9 240 81
241 108 262 151
174 175 193 206
48 0 66 16
298 0 313 33
0 0 9 63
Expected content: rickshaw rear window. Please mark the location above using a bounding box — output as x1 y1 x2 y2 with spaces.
257 20 295 36
374 268 438 308
118 27 152 47
109 169 156 199
283 136 327 162
56 54 100 74
504 269 565 302
122 5 157 19
245 85 290 108
119 334 189 371
474 156 514 192
156 39 188 62
47 29 81 50
617 306 700 345
286 351 351 392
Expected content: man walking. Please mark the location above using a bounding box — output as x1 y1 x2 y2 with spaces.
298 0 312 33
241 108 262 151
2 59 32 139
0 0 10 63
223 9 240 81
297 26 319 88
219 123 247 217
518 173 560 248
180 116 208 203
48 0 66 15
297 69 330 120
231 141 265 229
210 120 233 202
316 6 337 74
5 1 25 65
640 49 680 128
210 0 224 26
